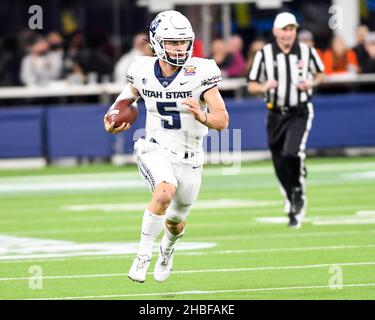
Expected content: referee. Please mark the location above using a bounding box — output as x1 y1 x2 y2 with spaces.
247 12 325 228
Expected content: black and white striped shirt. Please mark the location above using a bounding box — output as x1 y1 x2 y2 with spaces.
248 41 324 108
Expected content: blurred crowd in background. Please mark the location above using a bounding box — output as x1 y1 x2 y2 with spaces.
1 25 375 88
1 25 374 88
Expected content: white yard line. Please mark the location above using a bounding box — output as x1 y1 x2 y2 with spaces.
1 205 374 226
0 161 375 194
356 211 375 216
313 219 375 225
0 178 371 195
342 171 375 179
193 229 375 241
1 161 374 183
24 282 375 300
0 172 139 183
2 261 375 283
0 236 216 261
3 229 375 248
0 242 374 264
257 215 375 225
9 218 375 236
0 180 145 193
179 244 375 255
8 221 255 236
62 199 279 213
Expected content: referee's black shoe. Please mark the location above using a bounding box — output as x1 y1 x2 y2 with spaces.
288 187 306 228
291 187 305 215
288 212 299 228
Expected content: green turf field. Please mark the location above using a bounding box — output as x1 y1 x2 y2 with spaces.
1 156 375 300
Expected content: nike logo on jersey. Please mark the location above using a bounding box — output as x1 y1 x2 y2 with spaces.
192 165 201 169
180 81 189 86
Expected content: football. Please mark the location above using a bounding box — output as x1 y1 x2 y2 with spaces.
106 99 138 128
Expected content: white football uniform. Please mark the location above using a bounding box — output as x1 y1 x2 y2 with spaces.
124 56 222 222
127 56 221 152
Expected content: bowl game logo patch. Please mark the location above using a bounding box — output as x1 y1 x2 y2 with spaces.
184 65 196 76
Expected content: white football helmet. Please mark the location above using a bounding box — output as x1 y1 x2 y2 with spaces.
149 10 195 67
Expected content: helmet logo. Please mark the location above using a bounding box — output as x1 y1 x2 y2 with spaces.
150 18 162 33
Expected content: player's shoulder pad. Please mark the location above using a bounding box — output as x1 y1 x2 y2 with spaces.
126 56 156 84
189 57 222 87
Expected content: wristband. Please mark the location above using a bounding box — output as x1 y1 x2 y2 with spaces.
202 112 208 124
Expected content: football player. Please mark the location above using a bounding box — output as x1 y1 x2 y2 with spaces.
104 10 229 283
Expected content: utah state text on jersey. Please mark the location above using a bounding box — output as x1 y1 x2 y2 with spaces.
142 89 193 99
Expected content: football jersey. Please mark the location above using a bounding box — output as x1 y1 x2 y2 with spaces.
125 56 222 152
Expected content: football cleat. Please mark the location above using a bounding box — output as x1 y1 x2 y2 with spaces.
288 187 306 229
291 187 306 216
288 212 301 229
154 246 174 282
128 254 151 283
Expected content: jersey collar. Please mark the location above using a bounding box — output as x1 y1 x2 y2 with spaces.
154 60 182 88
273 40 299 55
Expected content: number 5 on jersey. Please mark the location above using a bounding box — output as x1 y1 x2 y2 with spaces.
157 102 181 129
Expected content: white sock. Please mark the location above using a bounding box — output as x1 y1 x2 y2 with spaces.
161 225 184 257
137 209 165 258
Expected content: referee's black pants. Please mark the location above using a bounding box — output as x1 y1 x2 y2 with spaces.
266 104 314 203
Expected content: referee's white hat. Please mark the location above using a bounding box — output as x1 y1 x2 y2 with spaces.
273 12 299 29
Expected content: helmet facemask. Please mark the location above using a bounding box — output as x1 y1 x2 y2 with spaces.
160 38 194 66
